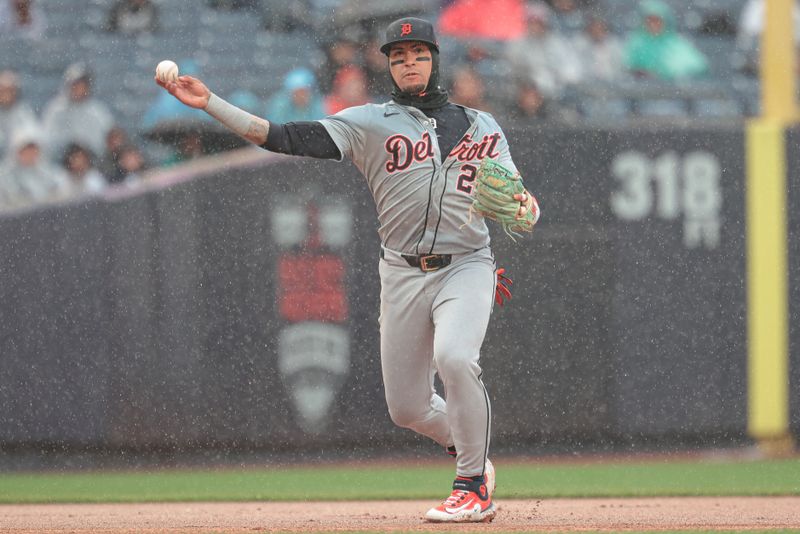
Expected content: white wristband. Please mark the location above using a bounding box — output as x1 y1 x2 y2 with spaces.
204 93 252 138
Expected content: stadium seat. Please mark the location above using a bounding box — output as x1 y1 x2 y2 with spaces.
579 96 632 120
692 97 744 118
636 98 690 117
731 76 760 117
694 35 739 80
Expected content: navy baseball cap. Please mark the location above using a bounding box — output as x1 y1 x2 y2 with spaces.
380 17 439 56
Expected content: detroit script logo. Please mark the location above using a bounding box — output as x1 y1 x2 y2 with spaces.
384 132 502 173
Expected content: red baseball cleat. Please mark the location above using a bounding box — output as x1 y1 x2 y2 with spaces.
441 452 497 497
425 475 496 523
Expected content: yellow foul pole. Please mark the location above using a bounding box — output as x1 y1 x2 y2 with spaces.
746 0 796 455
760 0 798 121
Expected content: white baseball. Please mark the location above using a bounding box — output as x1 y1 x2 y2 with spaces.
156 60 179 83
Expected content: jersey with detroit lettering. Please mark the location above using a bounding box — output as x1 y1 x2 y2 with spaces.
319 101 519 255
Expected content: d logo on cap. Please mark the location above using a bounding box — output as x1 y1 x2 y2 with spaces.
380 17 439 56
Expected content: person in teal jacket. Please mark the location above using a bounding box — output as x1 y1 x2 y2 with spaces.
624 0 709 80
265 67 325 124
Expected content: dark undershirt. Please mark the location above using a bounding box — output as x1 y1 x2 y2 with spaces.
261 103 471 161
419 104 471 159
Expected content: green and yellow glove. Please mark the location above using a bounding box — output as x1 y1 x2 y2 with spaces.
470 158 540 239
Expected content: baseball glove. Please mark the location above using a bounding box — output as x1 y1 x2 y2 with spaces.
470 158 539 239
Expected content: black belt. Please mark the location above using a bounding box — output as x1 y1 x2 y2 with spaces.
380 249 452 272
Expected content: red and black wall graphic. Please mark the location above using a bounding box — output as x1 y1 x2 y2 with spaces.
272 198 353 434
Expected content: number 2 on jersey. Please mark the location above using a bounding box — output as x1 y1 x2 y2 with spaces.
456 163 477 194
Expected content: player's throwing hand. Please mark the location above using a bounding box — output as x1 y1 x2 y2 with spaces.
154 75 211 109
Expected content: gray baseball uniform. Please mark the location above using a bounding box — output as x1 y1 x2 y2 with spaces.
318 101 518 476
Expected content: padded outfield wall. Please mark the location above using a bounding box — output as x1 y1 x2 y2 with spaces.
0 123 795 451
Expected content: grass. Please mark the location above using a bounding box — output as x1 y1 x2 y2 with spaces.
0 457 798 504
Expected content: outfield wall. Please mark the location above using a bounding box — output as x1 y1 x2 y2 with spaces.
0 123 794 451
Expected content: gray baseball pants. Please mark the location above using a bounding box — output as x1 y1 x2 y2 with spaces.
378 246 495 477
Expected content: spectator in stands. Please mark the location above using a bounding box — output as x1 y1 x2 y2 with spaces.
0 125 71 211
42 62 115 161
449 64 494 113
162 130 207 166
0 70 39 157
61 143 107 196
363 34 395 98
330 0 432 37
97 126 129 182
550 0 589 34
438 0 526 41
510 80 578 122
208 0 261 10
113 143 148 185
324 64 370 115
142 59 210 129
505 2 584 98
0 0 46 41
624 0 709 81
438 0 526 69
317 28 362 94
736 0 800 74
572 16 625 83
267 67 325 123
261 0 313 33
228 89 262 115
106 0 159 34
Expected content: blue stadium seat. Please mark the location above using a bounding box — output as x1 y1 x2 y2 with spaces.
19 71 61 113
731 76 761 117
261 30 319 52
694 35 738 80
636 97 690 117
0 36 34 70
580 97 633 120
199 6 263 33
692 97 744 118
27 38 83 75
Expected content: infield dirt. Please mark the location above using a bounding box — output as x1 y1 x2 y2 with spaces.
2 496 800 533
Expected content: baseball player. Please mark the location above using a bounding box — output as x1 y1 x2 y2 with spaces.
156 17 537 523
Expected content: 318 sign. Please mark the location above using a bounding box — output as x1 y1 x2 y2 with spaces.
609 150 722 249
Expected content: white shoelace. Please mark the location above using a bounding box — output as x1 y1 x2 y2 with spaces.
443 489 469 506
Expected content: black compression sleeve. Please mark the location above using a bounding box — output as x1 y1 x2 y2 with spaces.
261 121 341 160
